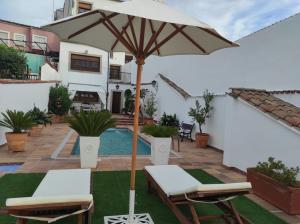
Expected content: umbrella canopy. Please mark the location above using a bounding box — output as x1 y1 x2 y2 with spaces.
42 1 238 223
43 0 237 57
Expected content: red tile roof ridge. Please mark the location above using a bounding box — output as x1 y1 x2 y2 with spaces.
229 88 300 130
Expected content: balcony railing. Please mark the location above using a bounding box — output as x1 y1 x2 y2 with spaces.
0 38 53 55
109 72 131 84
0 73 40 80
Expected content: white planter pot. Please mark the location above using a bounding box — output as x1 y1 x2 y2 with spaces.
151 137 172 165
80 136 100 168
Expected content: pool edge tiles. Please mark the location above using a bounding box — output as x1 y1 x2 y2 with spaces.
71 128 151 157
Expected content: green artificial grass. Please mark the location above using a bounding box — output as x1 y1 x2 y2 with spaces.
0 169 287 224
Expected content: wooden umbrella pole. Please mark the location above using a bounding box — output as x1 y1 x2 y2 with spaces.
128 57 145 224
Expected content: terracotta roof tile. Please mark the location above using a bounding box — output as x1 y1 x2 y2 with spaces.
230 88 300 129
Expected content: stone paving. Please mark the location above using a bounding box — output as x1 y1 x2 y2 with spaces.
0 123 299 223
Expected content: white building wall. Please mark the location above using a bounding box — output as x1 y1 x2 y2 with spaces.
223 96 300 174
0 82 56 145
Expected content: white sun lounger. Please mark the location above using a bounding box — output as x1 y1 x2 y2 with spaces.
1 169 93 224
144 165 252 224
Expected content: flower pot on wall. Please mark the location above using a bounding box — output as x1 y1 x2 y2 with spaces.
151 137 172 165
29 125 44 137
5 132 28 152
195 133 209 148
80 136 100 168
247 168 300 215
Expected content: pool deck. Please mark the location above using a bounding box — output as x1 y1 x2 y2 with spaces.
0 123 299 223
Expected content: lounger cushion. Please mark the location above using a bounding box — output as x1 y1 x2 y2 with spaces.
145 165 252 196
33 169 91 197
6 194 93 207
6 169 92 207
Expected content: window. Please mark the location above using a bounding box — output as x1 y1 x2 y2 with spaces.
32 35 47 51
78 2 92 14
70 54 101 73
0 30 9 45
14 33 26 47
109 65 121 80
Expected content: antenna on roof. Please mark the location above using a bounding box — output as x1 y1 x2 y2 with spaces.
52 0 55 21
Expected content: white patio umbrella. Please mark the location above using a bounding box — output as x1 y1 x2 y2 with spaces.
42 0 238 223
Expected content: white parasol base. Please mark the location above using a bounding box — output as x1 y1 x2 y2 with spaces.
104 213 154 224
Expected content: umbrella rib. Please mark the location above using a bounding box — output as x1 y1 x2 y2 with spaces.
198 27 236 45
100 12 136 54
149 20 161 56
68 12 119 40
144 20 166 55
171 24 207 54
128 16 139 51
146 25 186 57
138 18 146 57
110 21 130 51
123 27 136 53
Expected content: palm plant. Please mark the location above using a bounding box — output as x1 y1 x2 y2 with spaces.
29 106 52 126
67 110 116 137
0 110 33 133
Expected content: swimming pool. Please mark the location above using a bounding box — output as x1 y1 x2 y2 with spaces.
0 163 22 173
71 128 151 156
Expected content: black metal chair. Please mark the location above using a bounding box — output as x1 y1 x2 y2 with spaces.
179 123 195 142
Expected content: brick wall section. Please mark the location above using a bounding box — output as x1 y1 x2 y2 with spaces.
230 88 300 130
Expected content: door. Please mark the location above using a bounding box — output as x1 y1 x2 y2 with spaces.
112 91 122 113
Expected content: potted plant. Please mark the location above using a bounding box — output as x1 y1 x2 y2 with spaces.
29 106 52 137
188 90 214 148
142 125 177 165
247 157 300 215
48 86 72 123
160 113 179 127
67 110 116 168
0 110 33 152
143 92 158 125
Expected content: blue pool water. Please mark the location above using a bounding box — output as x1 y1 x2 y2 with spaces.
0 164 22 172
71 128 151 156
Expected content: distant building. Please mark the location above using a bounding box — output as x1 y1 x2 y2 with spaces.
43 0 139 112
0 19 60 76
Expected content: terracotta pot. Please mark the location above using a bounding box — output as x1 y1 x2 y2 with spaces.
195 133 209 148
29 125 43 137
51 115 65 123
144 118 155 125
247 168 300 215
5 132 28 152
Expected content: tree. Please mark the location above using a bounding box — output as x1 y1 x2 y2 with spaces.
0 45 27 78
48 86 72 116
188 90 214 134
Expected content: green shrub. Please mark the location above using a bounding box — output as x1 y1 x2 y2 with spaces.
29 106 52 126
48 86 72 116
124 89 132 114
0 110 33 133
67 110 116 137
142 125 177 138
160 113 179 127
0 45 27 78
144 92 158 118
256 157 300 187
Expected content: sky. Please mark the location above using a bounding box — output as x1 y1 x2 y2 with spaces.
0 0 300 40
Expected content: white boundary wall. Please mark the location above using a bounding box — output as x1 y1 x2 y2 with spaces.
0 82 56 145
223 96 300 173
